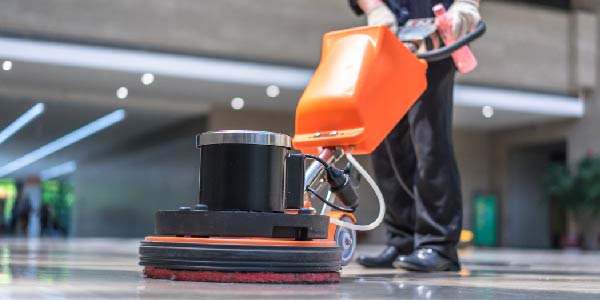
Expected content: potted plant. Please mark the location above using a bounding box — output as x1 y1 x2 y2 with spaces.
543 154 600 249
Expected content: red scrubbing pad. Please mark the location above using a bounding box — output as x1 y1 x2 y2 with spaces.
144 267 340 284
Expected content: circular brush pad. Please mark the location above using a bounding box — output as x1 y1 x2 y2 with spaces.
144 267 340 284
139 240 343 284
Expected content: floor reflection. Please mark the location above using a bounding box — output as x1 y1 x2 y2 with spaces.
1 239 600 300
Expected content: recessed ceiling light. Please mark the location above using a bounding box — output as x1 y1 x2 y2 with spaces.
266 85 280 98
0 37 313 89
141 73 154 85
231 97 245 110
116 87 128 99
482 105 494 118
2 60 12 71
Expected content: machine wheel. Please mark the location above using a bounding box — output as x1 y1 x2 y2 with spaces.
334 216 357 266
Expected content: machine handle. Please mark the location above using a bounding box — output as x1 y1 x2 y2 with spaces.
416 21 487 62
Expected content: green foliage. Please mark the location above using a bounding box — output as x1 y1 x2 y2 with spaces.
543 155 600 214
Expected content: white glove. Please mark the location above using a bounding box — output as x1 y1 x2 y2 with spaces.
358 0 398 34
447 0 481 39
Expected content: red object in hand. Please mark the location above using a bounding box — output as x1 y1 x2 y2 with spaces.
433 4 478 73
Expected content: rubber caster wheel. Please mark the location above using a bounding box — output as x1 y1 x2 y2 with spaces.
334 216 357 266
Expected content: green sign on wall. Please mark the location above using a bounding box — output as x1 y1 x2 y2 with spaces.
473 194 497 246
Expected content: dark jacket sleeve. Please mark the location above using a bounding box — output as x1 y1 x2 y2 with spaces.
347 0 454 24
346 0 410 24
348 0 365 16
348 0 404 16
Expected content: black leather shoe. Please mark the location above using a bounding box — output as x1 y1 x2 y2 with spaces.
393 248 460 272
356 246 407 268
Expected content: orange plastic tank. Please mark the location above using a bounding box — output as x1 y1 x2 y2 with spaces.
293 26 428 155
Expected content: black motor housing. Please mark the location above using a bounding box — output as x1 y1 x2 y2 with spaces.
196 130 304 212
152 130 327 239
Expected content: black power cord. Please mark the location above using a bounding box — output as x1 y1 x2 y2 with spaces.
306 186 356 213
304 153 359 213
303 154 330 168
416 21 487 62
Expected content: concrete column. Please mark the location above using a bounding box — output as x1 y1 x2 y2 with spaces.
559 4 600 249
566 7 600 161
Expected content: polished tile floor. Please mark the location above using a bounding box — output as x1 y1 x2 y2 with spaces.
1 238 600 299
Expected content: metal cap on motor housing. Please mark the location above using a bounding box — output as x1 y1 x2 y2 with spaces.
197 130 291 148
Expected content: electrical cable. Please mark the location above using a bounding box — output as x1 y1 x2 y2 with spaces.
328 153 386 231
303 154 330 168
306 186 356 213
416 21 487 62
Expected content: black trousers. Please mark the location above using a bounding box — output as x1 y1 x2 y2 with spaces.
371 58 462 264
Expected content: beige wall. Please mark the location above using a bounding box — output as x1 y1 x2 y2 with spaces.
460 1 569 91
454 130 493 229
563 8 600 249
489 121 570 245
575 11 597 90
484 107 600 249
0 0 595 94
0 0 362 66
568 96 600 161
571 0 600 164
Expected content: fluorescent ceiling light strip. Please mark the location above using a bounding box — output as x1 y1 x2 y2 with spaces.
0 103 45 145
0 37 313 89
0 109 125 178
40 161 77 180
454 85 584 117
0 37 585 116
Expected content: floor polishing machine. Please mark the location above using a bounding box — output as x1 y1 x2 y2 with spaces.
139 8 485 284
